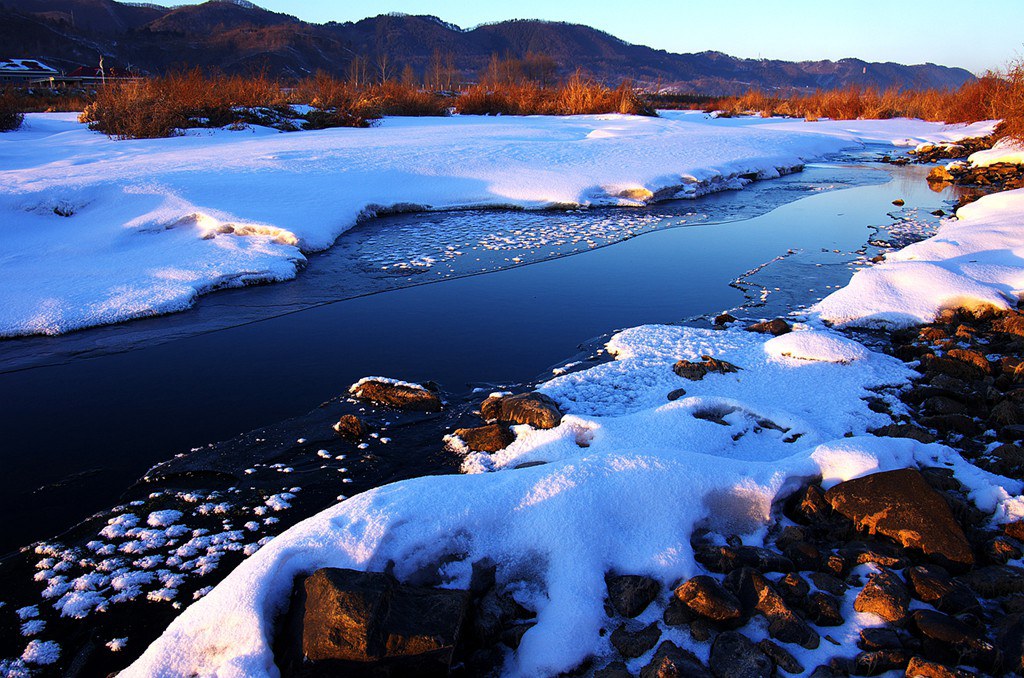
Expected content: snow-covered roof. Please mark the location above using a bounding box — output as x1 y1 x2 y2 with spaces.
0 58 58 74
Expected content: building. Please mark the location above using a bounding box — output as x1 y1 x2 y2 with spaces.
0 58 59 84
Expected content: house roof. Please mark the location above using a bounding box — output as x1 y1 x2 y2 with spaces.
0 58 59 73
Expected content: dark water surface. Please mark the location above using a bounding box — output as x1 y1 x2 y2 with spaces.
0 161 959 552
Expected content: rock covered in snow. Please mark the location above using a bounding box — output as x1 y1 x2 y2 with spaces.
348 377 442 412
480 392 562 430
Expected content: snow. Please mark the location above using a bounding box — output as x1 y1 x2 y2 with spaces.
763 330 870 364
20 640 59 666
124 315 1022 677
814 187 1024 327
0 113 994 336
967 137 1024 167
147 510 184 528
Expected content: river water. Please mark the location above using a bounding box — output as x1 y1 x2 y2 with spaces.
0 160 960 553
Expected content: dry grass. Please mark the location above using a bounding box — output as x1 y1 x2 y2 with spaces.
455 76 655 116
706 64 1024 140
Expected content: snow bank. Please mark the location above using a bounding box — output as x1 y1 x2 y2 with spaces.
124 323 1021 677
0 113 994 336
968 137 1024 167
814 187 1024 327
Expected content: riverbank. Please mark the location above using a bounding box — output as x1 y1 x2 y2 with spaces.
0 118 1016 677
115 171 1024 676
0 112 994 337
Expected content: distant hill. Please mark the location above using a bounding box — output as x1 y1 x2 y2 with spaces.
0 0 976 94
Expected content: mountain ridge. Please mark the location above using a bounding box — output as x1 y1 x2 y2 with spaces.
0 0 976 94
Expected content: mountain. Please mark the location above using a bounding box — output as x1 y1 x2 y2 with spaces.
0 0 976 94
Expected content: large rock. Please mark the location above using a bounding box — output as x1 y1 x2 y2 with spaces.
451 424 514 452
909 609 1001 671
348 378 442 412
709 631 773 678
674 575 742 623
905 656 978 677
824 469 974 570
295 568 470 676
746 318 792 336
480 392 562 429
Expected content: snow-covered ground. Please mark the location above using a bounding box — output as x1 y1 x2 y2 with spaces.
122 324 1024 677
123 191 1024 677
0 112 995 336
815 187 1024 327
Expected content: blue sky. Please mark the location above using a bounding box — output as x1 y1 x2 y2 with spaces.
157 0 1023 74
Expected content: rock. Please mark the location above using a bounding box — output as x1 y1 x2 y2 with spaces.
996 612 1024 674
1006 520 1024 541
595 661 633 678
854 569 910 624
451 423 514 452
480 392 562 429
824 469 974 570
747 318 792 336
333 414 367 439
805 591 844 627
709 631 773 678
868 423 937 444
920 414 980 436
775 572 809 609
640 641 711 678
500 623 533 650
666 388 688 401
348 377 442 412
858 627 903 651
714 313 737 326
757 639 803 674
905 656 977 677
725 567 819 649
995 315 1024 337
672 356 742 381
784 484 832 524
991 399 1024 427
611 622 661 659
927 166 954 183
893 199 906 206
606 574 660 618
984 536 1023 564
957 565 1024 598
296 568 470 674
662 597 696 626
808 572 847 597
674 575 742 623
850 649 911 675
922 355 987 382
945 348 991 375
982 443 1024 476
783 541 821 571
909 609 1000 670
905 565 980 614
694 544 793 574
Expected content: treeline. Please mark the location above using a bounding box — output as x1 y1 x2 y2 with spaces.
703 61 1024 140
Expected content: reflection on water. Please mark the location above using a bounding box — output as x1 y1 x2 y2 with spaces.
0 161 962 551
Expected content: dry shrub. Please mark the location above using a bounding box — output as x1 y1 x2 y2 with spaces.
454 75 654 117
998 60 1024 142
0 88 26 132
707 70 1021 133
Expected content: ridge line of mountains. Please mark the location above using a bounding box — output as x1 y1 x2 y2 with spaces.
0 0 976 94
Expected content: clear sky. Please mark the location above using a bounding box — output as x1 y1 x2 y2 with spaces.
155 0 1023 74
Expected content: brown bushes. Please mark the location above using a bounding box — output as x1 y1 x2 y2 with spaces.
454 76 655 117
706 65 1024 140
0 88 26 132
